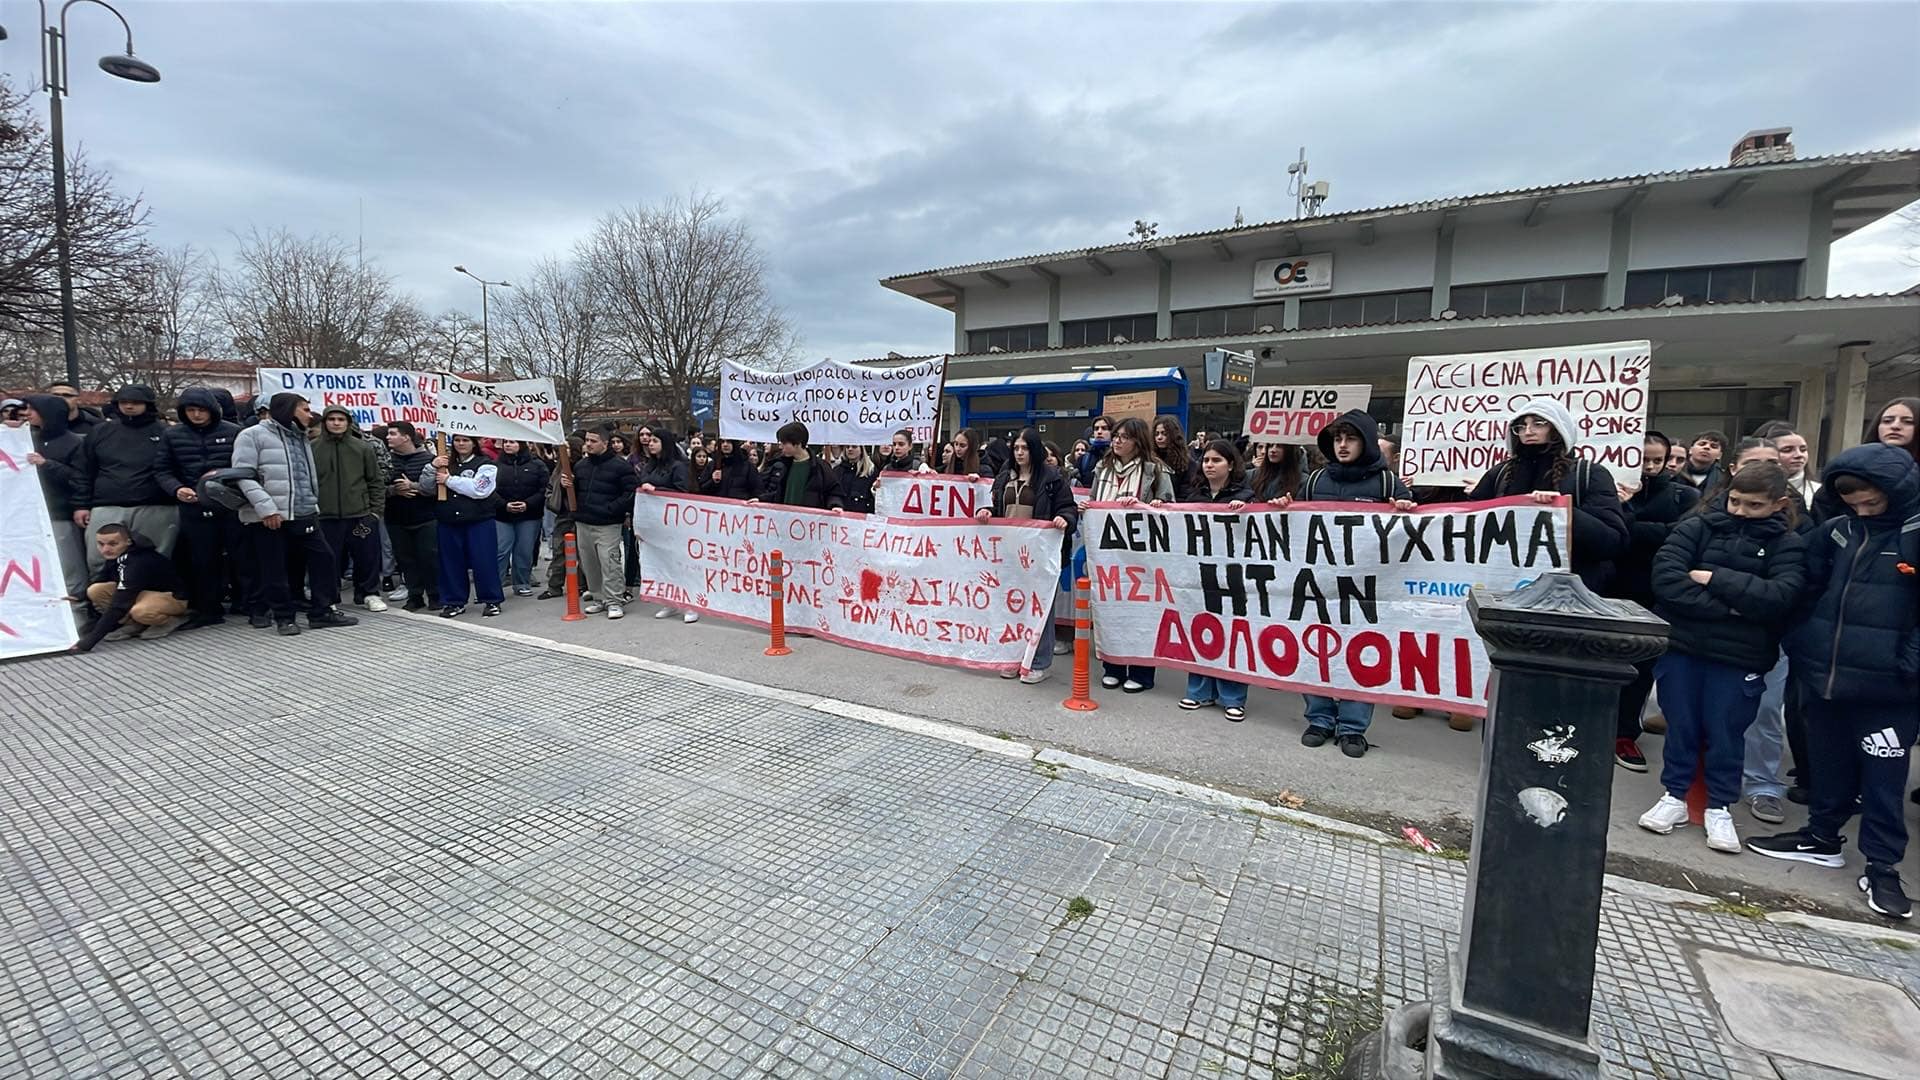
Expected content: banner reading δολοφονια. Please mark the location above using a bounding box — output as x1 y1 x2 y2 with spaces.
1081 497 1570 715
720 355 945 446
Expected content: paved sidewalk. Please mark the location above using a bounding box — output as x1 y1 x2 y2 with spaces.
3 617 1918 1079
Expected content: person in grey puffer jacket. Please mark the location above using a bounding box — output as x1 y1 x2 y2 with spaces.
230 393 358 635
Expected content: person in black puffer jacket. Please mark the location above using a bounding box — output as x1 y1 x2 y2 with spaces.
25 394 90 623
491 439 549 598
1608 431 1701 766
1750 443 1920 918
758 422 844 510
1465 397 1628 594
635 427 697 622
977 427 1077 685
1638 463 1806 855
73 384 177 571
157 387 241 626
1180 439 1257 721
704 439 760 499
564 426 639 615
383 423 439 611
834 445 878 514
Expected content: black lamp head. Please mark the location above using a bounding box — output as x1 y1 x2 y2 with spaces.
99 53 161 83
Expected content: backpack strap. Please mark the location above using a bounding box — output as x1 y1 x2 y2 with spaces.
1572 459 1589 510
1305 468 1323 501
1380 470 1393 501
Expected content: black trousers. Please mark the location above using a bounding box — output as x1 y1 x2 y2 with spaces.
386 517 438 605
246 518 339 622
547 516 576 591
175 504 234 618
321 516 383 602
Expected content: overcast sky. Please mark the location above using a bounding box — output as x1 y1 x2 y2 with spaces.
4 0 1916 362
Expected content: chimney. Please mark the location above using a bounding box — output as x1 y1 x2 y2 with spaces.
1731 127 1795 167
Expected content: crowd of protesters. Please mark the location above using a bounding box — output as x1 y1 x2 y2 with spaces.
15 382 1918 919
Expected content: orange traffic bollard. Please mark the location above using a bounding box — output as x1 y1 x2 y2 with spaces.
562 532 586 622
1062 576 1097 712
765 549 793 656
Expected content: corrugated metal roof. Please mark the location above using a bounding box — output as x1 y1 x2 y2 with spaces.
883 149 1920 284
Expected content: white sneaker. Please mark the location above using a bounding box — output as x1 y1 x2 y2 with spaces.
682 611 699 624
364 595 389 613
654 607 673 619
1704 808 1742 854
607 604 625 620
582 601 606 614
1019 669 1050 685
1000 669 1019 680
1638 794 1690 835
385 587 409 602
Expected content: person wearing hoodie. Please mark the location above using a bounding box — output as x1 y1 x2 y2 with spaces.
1608 431 1701 772
72 384 176 572
157 388 241 627
44 382 106 436
704 438 762 498
23 393 90 624
382 422 439 611
314 406 389 611
1296 409 1417 758
492 439 549 598
425 434 504 618
71 523 187 651
1748 444 1920 920
231 393 358 635
1465 398 1629 594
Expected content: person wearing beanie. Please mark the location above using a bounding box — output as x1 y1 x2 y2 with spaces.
71 384 177 574
230 393 359 635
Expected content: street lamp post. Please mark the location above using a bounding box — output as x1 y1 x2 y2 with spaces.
453 265 510 378
35 0 162 389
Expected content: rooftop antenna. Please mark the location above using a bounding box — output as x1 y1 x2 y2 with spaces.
1286 146 1332 219
1233 205 1245 227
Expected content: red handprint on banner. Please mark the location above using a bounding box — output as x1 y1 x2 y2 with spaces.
1017 546 1032 570
978 571 1000 589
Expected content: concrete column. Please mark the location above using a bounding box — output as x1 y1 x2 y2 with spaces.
1430 229 1456 318
1046 275 1063 348
1792 366 1828 450
1156 259 1173 340
1802 198 1834 299
952 291 967 355
1830 343 1870 460
1604 211 1633 308
1282 298 1301 331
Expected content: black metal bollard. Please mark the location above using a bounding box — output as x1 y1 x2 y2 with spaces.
1345 572 1668 1080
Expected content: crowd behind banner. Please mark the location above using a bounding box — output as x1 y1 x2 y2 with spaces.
10 376 1919 920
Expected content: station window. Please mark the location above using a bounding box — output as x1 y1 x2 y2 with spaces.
1447 275 1603 319
1061 313 1157 347
1297 289 1432 329
965 323 1047 353
1624 262 1800 308
1171 304 1286 338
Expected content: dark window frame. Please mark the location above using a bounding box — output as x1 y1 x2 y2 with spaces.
964 323 1048 353
1298 288 1432 329
1623 261 1802 308
1447 274 1606 318
1060 312 1157 348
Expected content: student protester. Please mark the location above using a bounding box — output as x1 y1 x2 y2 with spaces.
635 426 698 623
1609 431 1701 771
71 523 187 650
1664 442 1687 476
1043 442 1063 471
1675 430 1728 492
562 426 638 618
72 384 176 571
945 427 987 478
980 433 1011 478
1636 462 1806 854
43 382 105 436
1749 422 1818 806
1248 443 1303 504
1075 417 1113 488
1465 398 1629 593
756 422 845 510
231 393 357 635
425 435 504 618
1295 410 1416 756
382 423 439 611
538 434 584 600
24 394 90 626
746 443 765 472
1089 417 1173 693
157 388 241 627
313 406 388 612
492 439 549 598
705 438 761 499
1754 421 1819 505
1811 397 1920 525
878 429 929 474
1180 440 1256 721
835 445 878 514
1152 417 1203 500
1749 443 1920 921
689 445 711 484
975 427 1075 685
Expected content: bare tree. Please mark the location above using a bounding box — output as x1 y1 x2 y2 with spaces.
212 227 424 369
392 308 485 374
496 257 615 427
578 193 796 431
75 245 225 396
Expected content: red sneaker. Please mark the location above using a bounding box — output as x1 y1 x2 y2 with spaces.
1614 738 1648 772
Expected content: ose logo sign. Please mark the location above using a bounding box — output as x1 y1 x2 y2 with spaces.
1253 252 1335 298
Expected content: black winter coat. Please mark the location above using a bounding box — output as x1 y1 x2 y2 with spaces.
1467 457 1628 593
1614 474 1700 608
25 394 85 519
1652 505 1806 672
74 412 170 509
760 454 843 510
1298 410 1412 504
572 450 638 526
493 450 549 523
705 450 761 500
385 447 438 527
636 455 690 495
1193 480 1256 505
836 461 877 514
989 464 1078 565
158 389 240 498
1787 444 1920 704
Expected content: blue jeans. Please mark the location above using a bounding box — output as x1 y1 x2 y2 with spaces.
1029 590 1061 672
1186 673 1248 709
1655 652 1765 808
1303 695 1373 736
496 519 541 592
1741 651 1790 799
437 519 505 606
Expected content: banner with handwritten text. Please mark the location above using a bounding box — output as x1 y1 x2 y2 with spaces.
633 492 1064 672
1082 497 1570 714
873 474 993 519
0 427 79 658
1401 340 1652 491
433 373 565 444
258 368 441 433
720 355 945 446
1245 383 1371 444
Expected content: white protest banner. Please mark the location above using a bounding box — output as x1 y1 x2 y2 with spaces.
257 368 441 432
873 473 993 519
0 427 79 658
1402 340 1652 491
720 355 945 446
434 373 565 444
1244 383 1371 444
633 492 1064 672
1082 497 1570 715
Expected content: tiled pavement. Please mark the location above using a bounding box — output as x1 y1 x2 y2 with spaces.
3 617 1919 1079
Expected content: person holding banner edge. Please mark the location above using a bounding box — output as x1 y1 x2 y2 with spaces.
1463 398 1629 594
427 434 504 618
976 427 1075 685
1090 417 1174 693
1179 440 1256 721
492 440 549 598
635 427 698 623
